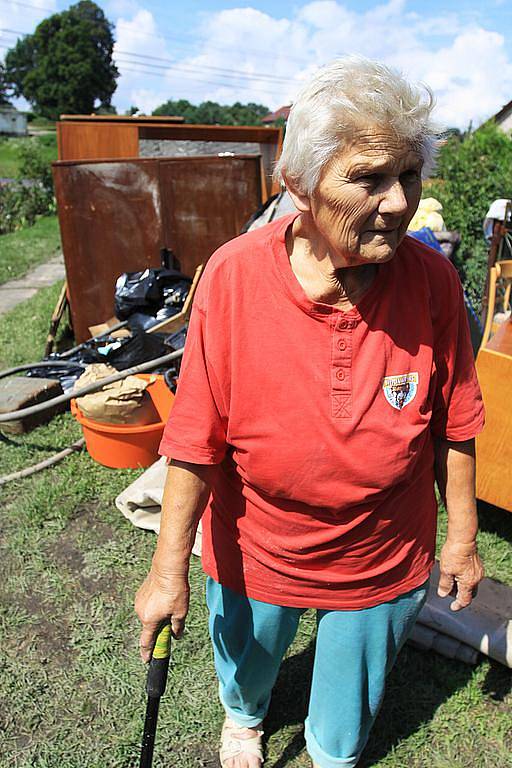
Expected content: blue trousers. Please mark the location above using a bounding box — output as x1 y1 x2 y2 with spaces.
206 577 428 768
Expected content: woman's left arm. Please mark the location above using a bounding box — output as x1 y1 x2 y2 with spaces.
434 438 485 611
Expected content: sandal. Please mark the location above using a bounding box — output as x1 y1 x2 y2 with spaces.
219 717 264 766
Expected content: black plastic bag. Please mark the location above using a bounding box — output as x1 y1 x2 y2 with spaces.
99 330 168 370
114 268 191 320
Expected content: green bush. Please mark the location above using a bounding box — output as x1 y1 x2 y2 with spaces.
16 138 54 189
0 138 55 234
0 182 55 234
428 122 512 312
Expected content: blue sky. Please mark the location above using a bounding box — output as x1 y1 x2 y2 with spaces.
2 0 512 127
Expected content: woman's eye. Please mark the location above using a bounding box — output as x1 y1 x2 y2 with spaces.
357 174 380 185
400 170 421 183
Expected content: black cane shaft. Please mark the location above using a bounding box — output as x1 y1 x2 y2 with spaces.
138 623 172 768
139 697 160 768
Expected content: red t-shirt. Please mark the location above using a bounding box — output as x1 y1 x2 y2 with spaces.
159 213 484 609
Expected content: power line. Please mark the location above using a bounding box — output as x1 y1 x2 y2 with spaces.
114 57 290 92
115 62 289 98
0 26 297 87
113 50 295 85
1 0 315 68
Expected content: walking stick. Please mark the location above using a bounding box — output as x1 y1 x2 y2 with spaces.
139 623 172 768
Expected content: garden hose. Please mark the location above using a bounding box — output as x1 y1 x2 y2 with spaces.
0 360 88 380
139 622 172 768
0 439 85 486
0 348 184 424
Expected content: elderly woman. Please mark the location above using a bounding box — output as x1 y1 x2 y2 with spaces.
135 57 485 768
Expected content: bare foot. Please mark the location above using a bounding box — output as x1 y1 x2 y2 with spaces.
220 718 263 768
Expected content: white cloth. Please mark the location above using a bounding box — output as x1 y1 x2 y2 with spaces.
115 455 202 555
483 198 511 241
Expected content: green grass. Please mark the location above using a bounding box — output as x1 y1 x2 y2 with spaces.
0 215 61 285
0 134 57 178
0 283 511 767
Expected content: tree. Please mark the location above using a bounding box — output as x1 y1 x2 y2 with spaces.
152 98 270 126
4 0 118 120
0 62 13 105
425 122 512 311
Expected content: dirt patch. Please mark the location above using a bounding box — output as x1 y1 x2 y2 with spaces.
2 589 72 667
46 501 118 596
171 742 220 767
66 501 116 540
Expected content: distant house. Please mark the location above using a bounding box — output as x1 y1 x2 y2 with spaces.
491 100 512 133
0 107 27 136
261 105 291 125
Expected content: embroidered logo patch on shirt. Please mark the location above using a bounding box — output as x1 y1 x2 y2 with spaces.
382 372 419 410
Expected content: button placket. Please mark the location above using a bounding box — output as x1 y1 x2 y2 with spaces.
330 315 358 419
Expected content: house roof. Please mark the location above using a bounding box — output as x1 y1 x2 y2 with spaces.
261 105 291 124
492 100 512 124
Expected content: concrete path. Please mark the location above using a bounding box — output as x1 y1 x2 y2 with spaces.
0 253 65 316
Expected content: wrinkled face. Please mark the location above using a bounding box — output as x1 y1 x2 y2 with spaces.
308 127 423 266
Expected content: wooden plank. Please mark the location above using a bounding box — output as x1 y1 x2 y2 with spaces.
149 264 204 335
59 114 184 124
138 123 281 143
475 347 512 512
58 122 139 161
53 159 163 342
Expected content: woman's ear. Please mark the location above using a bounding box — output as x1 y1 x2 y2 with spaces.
281 173 312 214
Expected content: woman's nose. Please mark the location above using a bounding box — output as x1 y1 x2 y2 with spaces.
379 179 409 216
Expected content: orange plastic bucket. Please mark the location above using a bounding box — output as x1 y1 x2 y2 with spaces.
71 373 174 469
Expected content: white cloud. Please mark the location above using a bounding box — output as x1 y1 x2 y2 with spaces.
6 0 508 128
424 28 512 128
113 8 173 112
0 0 58 56
104 1 512 128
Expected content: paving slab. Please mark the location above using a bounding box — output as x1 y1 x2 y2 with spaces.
0 253 65 316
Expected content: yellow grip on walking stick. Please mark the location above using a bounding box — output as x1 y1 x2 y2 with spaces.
152 622 171 660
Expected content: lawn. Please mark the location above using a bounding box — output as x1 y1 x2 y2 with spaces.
0 134 58 179
0 215 61 285
0 283 511 768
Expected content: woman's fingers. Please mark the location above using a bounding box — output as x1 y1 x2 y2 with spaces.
437 570 455 598
134 571 190 661
139 620 161 663
438 541 484 611
171 615 186 639
450 582 474 612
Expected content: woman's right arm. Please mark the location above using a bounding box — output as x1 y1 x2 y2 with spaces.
134 459 213 662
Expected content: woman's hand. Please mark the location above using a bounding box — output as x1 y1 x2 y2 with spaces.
437 540 484 612
135 567 190 662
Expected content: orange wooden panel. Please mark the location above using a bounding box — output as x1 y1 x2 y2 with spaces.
475 348 512 512
57 122 139 161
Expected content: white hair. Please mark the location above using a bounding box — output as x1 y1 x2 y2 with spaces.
275 56 440 196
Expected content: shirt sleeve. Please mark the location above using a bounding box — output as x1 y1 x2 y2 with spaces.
430 275 485 441
158 298 228 464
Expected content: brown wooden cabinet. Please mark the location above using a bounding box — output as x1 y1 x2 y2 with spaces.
53 155 263 342
476 321 512 512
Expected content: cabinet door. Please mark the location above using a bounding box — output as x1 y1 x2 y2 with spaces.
53 159 163 342
159 155 262 276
